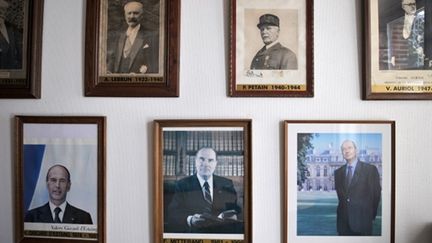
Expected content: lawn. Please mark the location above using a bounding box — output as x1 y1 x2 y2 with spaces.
297 191 381 236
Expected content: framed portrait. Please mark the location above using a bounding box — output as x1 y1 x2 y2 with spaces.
154 120 252 243
15 116 106 243
84 0 180 97
0 0 43 99
284 121 395 243
229 0 314 97
364 0 432 99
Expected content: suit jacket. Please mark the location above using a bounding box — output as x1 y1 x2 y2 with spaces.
109 26 159 74
25 202 93 224
166 174 241 233
0 21 22 69
250 42 297 70
334 161 381 235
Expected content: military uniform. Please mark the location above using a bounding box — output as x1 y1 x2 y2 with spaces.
250 42 297 70
250 13 298 70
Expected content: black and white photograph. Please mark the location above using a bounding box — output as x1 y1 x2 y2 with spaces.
0 0 43 98
229 0 313 97
364 0 432 99
154 120 252 243
84 0 180 97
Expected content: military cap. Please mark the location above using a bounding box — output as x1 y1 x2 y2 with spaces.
257 14 280 28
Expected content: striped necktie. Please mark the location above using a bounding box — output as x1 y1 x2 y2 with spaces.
203 181 212 204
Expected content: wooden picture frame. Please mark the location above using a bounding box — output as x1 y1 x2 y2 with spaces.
0 0 43 99
15 116 106 243
84 0 180 97
364 0 432 99
284 120 395 243
154 119 252 243
229 0 314 97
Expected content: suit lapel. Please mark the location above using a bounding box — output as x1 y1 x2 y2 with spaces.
40 203 54 223
63 203 75 223
115 32 127 71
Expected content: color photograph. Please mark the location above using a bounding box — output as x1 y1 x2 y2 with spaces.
284 121 395 243
15 116 106 243
296 133 382 236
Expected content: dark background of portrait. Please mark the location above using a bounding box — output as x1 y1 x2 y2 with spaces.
6 0 24 29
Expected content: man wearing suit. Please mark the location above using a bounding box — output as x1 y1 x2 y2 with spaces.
25 164 93 224
166 148 242 233
108 1 159 74
0 0 22 69
250 14 297 70
334 140 381 235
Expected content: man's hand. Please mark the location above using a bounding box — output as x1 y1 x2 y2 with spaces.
190 214 206 227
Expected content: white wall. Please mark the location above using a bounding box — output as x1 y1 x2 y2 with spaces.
1 0 432 242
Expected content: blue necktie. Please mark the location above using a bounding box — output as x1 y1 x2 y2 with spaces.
346 165 353 186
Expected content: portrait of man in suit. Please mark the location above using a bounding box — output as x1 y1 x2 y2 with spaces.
250 13 297 70
166 147 242 234
107 0 159 74
334 140 381 236
0 0 22 70
25 164 93 224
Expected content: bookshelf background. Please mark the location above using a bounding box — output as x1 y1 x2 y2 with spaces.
163 130 245 178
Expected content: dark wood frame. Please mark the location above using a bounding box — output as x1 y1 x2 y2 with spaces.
363 0 432 100
0 0 44 99
84 0 180 97
283 120 395 243
229 0 314 97
153 119 252 243
15 116 106 243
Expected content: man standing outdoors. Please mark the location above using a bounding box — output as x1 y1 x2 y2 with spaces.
334 140 381 235
108 1 159 74
25 164 93 224
166 148 242 233
250 13 297 70
0 0 22 69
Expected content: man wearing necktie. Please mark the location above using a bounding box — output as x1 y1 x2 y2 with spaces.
0 0 22 69
250 13 297 70
334 140 381 235
25 164 93 224
108 1 159 74
166 148 242 233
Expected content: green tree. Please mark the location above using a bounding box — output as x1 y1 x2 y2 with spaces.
297 133 315 189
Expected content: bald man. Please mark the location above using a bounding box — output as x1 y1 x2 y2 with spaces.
334 140 381 235
25 164 93 224
108 1 159 74
166 148 242 233
0 0 22 69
